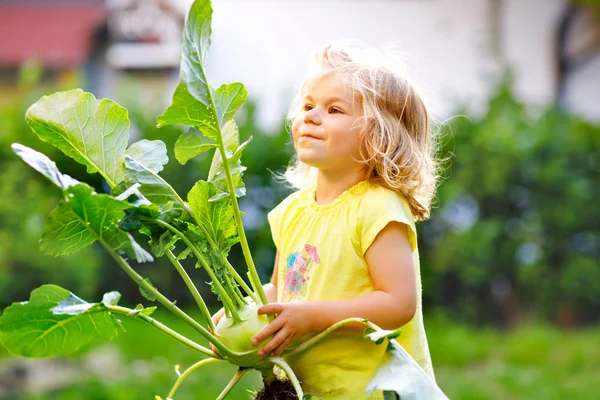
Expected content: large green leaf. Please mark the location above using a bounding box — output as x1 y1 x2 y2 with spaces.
0 285 123 358
156 0 216 136
157 0 247 152
12 144 153 263
365 330 449 399
25 89 130 187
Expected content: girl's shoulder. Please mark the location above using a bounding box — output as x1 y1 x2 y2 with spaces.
358 181 413 214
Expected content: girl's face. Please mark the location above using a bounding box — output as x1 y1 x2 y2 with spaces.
292 71 365 173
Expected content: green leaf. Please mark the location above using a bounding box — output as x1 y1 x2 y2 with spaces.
366 327 402 345
214 82 248 127
187 181 238 251
12 144 153 263
124 155 187 216
149 230 180 257
11 143 79 190
128 304 158 317
40 184 153 263
206 121 248 198
125 139 169 174
0 285 123 358
25 89 130 187
365 330 448 399
157 0 247 150
157 0 217 136
177 247 193 261
156 83 219 137
174 127 218 164
139 278 158 302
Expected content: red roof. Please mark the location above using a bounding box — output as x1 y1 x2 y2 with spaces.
0 5 106 67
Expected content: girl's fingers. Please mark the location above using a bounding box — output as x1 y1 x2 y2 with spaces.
270 334 295 357
258 329 290 357
252 315 285 345
257 303 285 316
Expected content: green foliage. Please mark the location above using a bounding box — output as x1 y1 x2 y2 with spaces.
419 81 600 324
0 73 104 310
0 285 123 357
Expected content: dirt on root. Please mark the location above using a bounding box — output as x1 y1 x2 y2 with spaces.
254 378 299 400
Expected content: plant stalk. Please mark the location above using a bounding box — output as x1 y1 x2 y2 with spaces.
269 357 304 399
284 318 383 357
106 305 216 358
205 84 268 307
165 249 215 332
151 218 241 323
223 254 258 303
216 368 249 400
100 241 231 355
167 358 222 399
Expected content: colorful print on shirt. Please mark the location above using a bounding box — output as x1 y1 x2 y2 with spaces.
282 244 320 302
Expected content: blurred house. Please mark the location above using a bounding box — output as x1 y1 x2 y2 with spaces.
0 0 598 128
0 0 183 113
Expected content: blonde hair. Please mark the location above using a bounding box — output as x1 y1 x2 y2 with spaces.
280 40 442 221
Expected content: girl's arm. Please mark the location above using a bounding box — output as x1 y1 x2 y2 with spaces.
312 221 417 332
253 222 417 356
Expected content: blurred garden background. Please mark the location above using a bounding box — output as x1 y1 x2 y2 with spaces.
0 0 598 399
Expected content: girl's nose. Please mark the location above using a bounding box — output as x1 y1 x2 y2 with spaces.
303 108 322 125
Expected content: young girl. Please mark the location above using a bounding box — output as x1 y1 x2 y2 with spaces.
217 40 439 399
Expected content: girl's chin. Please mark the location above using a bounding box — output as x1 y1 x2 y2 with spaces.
296 154 324 167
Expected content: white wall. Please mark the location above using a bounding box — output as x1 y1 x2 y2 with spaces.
172 0 599 130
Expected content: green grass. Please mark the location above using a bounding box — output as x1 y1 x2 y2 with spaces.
427 314 600 400
1 310 599 399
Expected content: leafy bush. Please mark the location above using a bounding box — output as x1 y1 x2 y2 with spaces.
419 82 600 325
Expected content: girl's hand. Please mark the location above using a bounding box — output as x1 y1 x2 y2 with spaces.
252 300 315 357
208 308 225 356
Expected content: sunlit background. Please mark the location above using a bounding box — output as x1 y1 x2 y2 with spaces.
0 0 598 399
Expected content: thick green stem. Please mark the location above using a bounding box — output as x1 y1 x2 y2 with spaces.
167 358 222 399
216 368 249 400
106 305 216 358
284 318 382 358
151 218 241 323
100 241 230 355
205 85 268 307
165 249 215 332
269 357 304 399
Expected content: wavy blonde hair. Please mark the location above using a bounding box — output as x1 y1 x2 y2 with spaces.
280 40 441 221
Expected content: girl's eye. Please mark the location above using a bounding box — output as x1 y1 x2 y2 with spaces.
329 107 343 114
303 104 313 111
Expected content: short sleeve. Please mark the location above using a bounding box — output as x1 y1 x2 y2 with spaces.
359 189 417 256
267 191 297 249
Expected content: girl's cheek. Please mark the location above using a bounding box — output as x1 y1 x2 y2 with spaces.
291 119 302 146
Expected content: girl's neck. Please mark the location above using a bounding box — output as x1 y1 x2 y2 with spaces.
315 169 368 206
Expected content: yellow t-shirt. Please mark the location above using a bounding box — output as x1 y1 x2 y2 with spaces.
267 180 435 400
